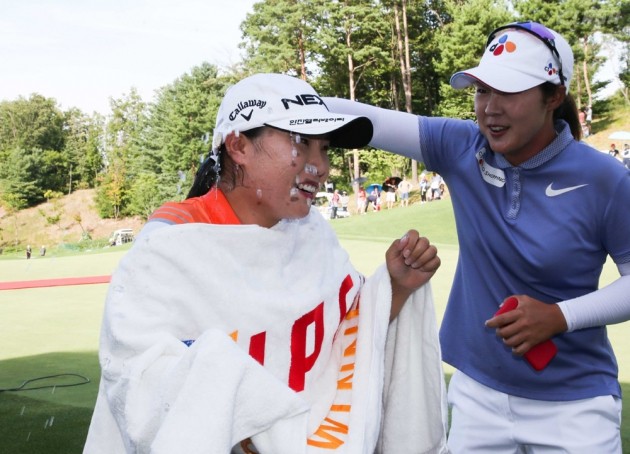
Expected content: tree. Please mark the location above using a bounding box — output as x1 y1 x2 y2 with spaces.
609 0 629 104
620 48 630 104
241 0 400 188
390 0 446 182
240 0 320 78
315 0 394 189
0 94 65 152
64 108 105 191
140 63 233 212
126 173 165 219
513 0 623 109
97 89 148 218
0 95 70 205
38 190 64 230
434 0 513 118
0 148 45 207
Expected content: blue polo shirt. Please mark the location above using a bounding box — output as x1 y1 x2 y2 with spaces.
417 117 630 401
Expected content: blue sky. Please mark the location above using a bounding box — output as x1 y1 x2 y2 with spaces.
0 0 257 114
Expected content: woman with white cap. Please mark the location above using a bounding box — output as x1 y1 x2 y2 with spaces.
83 74 448 453
326 22 630 453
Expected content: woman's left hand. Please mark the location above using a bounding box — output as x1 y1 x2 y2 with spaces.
386 230 440 320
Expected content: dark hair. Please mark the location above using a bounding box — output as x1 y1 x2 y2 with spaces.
187 128 265 199
540 82 581 141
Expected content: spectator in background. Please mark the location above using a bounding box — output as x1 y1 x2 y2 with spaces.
357 186 367 214
419 177 428 204
398 177 413 207
578 108 585 126
586 104 592 135
609 143 620 160
623 143 630 169
26 245 32 259
429 173 443 201
578 107 588 138
385 184 396 209
367 186 380 212
340 190 350 214
330 189 340 219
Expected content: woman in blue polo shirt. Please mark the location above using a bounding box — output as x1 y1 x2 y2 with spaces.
326 21 630 453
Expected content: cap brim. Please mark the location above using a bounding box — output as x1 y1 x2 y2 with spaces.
450 67 545 93
265 115 373 149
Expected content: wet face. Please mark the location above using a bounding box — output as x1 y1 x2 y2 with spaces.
474 82 560 166
226 127 330 227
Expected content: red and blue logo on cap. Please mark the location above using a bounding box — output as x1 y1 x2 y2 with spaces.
488 34 516 56
545 62 559 76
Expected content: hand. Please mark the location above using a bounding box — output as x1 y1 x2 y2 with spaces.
485 295 568 355
386 230 440 321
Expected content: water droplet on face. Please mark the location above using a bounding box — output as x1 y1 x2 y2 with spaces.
305 164 318 175
291 147 298 165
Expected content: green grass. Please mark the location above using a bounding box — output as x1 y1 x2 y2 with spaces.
333 196 458 245
0 353 99 453
1 197 629 452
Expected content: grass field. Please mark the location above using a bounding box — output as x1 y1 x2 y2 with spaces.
1 197 629 452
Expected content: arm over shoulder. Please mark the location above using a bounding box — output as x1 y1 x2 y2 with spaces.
324 97 422 160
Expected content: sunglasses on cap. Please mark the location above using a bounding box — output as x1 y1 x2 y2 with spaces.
486 21 565 86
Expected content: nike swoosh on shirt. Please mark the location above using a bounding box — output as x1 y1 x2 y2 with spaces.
545 183 589 197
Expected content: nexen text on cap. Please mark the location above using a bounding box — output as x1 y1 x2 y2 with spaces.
450 23 574 94
212 73 373 151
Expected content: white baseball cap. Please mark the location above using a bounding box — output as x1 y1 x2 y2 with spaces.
450 21 574 94
212 73 373 151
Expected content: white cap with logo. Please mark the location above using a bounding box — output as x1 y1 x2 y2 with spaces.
450 22 574 94
212 73 373 151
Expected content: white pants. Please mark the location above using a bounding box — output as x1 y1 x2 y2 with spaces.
447 370 622 454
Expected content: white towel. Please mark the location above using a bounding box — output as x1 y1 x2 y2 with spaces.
83 209 447 453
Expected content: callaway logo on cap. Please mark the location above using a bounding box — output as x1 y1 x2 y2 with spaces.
212 73 373 150
228 99 267 122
